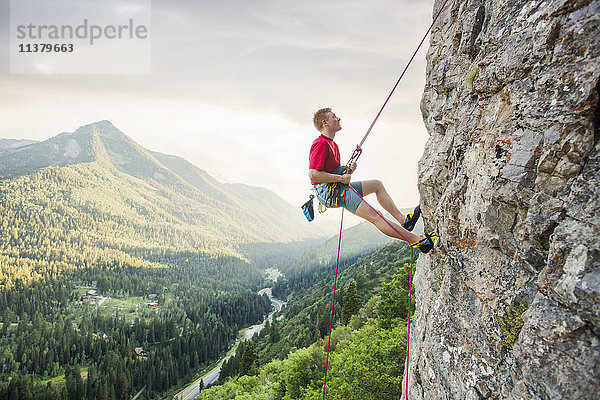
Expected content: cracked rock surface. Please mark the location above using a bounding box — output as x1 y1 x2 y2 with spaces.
406 0 599 398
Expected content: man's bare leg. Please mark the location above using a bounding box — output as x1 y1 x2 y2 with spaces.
360 180 409 226
354 200 422 244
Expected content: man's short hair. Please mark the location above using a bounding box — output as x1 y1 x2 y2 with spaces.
313 108 332 131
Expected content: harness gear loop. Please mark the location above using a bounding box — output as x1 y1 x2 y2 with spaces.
318 202 327 214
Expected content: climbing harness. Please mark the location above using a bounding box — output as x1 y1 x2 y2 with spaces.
315 182 346 208
321 0 451 398
303 167 350 217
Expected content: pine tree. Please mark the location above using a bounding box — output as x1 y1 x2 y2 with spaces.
73 364 84 400
219 358 232 381
269 321 280 344
238 341 259 377
342 279 360 325
86 365 96 399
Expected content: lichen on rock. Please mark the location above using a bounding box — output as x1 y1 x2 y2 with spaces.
407 0 600 398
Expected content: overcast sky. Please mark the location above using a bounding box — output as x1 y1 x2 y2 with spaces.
1 0 435 228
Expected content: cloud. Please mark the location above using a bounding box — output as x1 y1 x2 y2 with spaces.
113 2 150 17
1 0 435 230
146 0 432 121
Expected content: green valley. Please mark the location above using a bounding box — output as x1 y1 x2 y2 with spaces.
0 122 327 399
203 241 416 400
0 121 417 399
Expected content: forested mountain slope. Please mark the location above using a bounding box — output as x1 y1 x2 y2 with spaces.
204 241 417 399
0 121 324 283
0 121 327 399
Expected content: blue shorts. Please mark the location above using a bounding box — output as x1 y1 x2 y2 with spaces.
314 179 364 214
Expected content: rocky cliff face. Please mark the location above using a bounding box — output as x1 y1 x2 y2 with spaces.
407 0 599 398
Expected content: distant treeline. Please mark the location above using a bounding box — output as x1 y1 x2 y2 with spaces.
200 241 417 399
0 255 271 400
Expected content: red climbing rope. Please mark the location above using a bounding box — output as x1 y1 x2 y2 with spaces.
321 185 416 400
346 186 416 399
321 1 451 398
321 187 348 400
348 0 452 167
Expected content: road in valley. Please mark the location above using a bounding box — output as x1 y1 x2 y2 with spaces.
243 288 286 340
175 281 286 400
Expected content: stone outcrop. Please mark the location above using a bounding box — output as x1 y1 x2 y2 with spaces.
407 0 599 398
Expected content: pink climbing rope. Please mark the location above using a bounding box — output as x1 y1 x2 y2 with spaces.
321 1 451 398
348 0 452 167
322 188 348 400
346 185 415 399
321 184 417 400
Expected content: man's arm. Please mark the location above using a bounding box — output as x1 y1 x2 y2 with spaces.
308 169 351 184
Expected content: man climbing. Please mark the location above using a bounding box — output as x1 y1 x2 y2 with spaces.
308 107 435 253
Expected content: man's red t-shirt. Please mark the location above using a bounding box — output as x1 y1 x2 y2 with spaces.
309 134 341 184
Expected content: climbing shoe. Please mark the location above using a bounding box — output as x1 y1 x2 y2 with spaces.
410 231 436 253
402 205 421 232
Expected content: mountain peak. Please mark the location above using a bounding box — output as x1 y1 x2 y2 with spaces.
72 120 122 139
0 121 325 252
0 120 168 181
0 138 38 151
0 125 98 176
79 120 115 128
